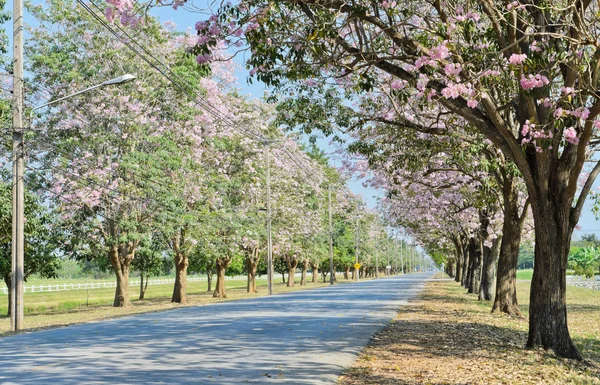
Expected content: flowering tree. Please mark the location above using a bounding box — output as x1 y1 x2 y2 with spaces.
138 0 600 358
27 2 209 307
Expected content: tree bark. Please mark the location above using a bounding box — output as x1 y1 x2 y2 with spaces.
286 257 298 287
310 261 319 283
344 266 350 279
480 236 501 301
213 257 231 298
4 274 11 317
171 228 189 304
467 236 482 295
206 265 213 292
300 259 309 285
461 240 469 288
139 274 149 300
526 209 581 359
172 252 188 304
246 258 258 294
109 241 138 308
453 236 464 283
493 177 527 315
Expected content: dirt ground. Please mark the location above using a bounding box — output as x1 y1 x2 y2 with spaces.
339 277 600 385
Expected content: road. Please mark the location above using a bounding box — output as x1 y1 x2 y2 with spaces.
0 272 433 385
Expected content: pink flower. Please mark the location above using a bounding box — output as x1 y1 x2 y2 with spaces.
520 74 549 90
196 55 210 64
563 127 579 145
467 99 478 108
391 80 406 90
509 53 527 65
105 7 115 23
571 107 590 120
444 63 462 77
430 42 450 60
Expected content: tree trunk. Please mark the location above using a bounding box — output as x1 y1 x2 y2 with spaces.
109 242 137 308
171 229 189 304
246 242 260 293
453 236 463 283
300 259 309 286
461 242 469 288
281 271 286 284
479 236 501 301
310 261 318 283
286 258 298 287
467 237 482 295
4 274 11 317
139 274 149 300
213 257 231 298
493 178 526 315
246 257 258 293
526 209 581 359
113 264 131 307
207 268 213 292
344 266 349 279
172 252 188 304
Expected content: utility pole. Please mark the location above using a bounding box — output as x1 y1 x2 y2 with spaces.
386 233 390 276
374 230 379 278
328 185 334 285
266 144 273 295
354 215 359 281
10 0 24 332
400 239 404 274
394 233 398 275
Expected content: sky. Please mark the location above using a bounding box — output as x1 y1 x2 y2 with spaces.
5 1 600 239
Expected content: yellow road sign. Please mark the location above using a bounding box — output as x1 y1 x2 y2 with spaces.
354 263 361 269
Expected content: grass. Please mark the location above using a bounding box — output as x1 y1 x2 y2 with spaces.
339 275 600 385
0 273 349 334
516 269 533 280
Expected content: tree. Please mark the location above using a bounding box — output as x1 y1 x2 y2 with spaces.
178 0 600 359
27 2 210 307
0 178 63 316
132 237 168 300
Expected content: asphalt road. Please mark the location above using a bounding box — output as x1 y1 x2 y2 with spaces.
0 272 433 385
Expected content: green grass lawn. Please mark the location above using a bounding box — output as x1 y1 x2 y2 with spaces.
0 276 269 316
516 268 533 280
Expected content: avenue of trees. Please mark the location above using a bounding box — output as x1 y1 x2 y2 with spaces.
6 0 600 364
0 2 429 315
108 0 600 360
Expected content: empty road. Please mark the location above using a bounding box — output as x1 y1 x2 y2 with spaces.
0 273 433 384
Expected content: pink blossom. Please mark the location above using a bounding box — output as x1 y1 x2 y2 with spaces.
444 63 462 77
508 53 527 65
390 80 406 90
467 99 478 108
520 74 549 90
196 55 210 64
560 86 575 96
430 42 450 60
563 127 579 145
571 107 590 120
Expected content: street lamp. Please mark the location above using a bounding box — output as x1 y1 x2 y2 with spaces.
28 74 136 122
10 74 136 331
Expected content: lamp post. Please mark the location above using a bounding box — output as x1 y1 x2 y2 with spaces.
10 73 135 331
28 75 136 122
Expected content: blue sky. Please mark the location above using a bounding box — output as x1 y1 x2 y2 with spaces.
6 1 600 239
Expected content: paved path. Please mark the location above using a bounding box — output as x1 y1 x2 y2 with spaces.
0 273 433 385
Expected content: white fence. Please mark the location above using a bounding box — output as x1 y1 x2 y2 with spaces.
1 275 249 295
